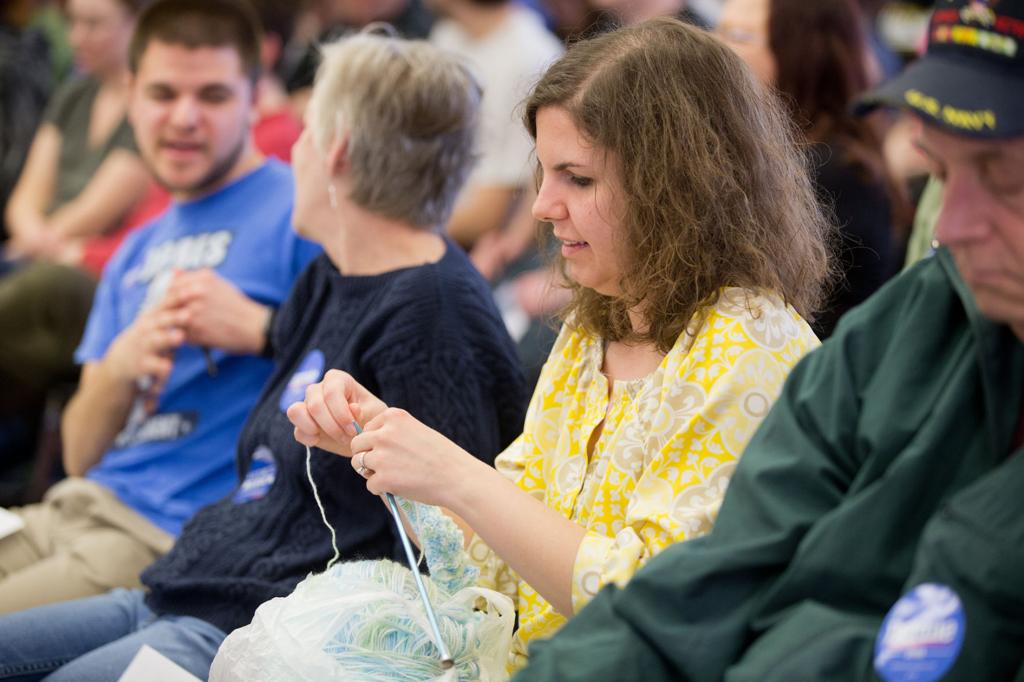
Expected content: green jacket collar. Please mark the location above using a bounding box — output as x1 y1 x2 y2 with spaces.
936 248 1024 455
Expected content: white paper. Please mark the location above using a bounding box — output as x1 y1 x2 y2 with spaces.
0 507 25 541
118 645 202 682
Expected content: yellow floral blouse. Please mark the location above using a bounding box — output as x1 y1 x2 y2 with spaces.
465 288 820 671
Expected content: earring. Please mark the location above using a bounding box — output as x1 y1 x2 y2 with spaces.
328 183 338 210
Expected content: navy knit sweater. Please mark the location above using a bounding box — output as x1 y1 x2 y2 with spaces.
142 242 528 634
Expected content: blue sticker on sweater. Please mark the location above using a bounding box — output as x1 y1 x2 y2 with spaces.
874 583 966 682
233 446 277 503
279 349 325 411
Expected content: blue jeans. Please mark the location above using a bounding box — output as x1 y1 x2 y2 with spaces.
0 588 226 681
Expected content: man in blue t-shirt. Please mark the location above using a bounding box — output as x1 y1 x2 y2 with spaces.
0 0 318 614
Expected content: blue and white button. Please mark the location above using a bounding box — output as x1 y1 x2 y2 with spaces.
233 446 278 503
279 349 326 411
874 583 966 682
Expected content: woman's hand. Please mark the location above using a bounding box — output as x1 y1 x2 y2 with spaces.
350 406 587 616
349 407 481 509
286 370 387 456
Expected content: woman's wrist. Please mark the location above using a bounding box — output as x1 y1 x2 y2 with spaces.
443 451 500 520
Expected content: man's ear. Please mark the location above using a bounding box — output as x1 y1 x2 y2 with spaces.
325 131 350 177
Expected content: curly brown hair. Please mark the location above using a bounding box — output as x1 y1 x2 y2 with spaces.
525 18 834 352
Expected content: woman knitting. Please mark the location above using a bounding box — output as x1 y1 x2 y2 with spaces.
289 17 833 673
717 0 907 337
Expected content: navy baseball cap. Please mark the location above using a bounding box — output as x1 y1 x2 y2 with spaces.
857 0 1024 138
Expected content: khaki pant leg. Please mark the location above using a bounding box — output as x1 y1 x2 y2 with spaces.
0 497 69 579
0 525 165 614
0 479 173 614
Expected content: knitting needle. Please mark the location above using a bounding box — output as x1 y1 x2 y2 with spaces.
352 421 454 669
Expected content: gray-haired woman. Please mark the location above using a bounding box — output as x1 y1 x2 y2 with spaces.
0 30 527 680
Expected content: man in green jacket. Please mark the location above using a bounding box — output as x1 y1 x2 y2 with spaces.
514 1 1024 680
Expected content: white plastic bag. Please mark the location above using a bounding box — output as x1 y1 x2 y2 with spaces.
209 500 514 681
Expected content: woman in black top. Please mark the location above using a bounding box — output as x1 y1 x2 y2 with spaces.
718 0 908 337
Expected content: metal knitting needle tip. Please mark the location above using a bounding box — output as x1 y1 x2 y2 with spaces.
352 421 454 667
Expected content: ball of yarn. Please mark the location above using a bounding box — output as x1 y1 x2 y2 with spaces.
210 501 514 682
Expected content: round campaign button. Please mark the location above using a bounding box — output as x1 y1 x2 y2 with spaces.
279 349 326 411
874 583 966 682
233 445 277 503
